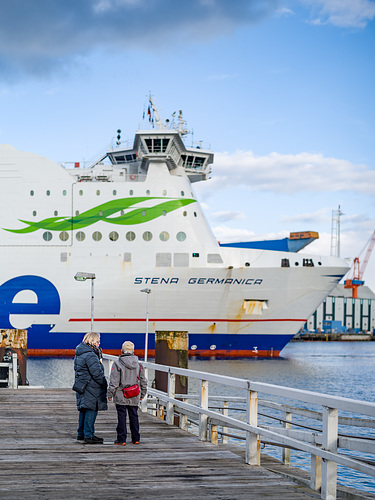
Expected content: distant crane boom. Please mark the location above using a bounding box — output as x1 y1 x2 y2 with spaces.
344 229 375 298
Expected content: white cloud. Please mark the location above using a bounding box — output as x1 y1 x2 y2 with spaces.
212 210 246 222
302 0 375 28
205 150 375 195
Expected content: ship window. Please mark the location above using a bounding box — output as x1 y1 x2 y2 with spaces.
76 231 85 241
109 231 119 241
60 252 67 262
93 231 102 241
162 139 170 152
156 253 171 267
63 190 67 196
186 156 194 166
183 211 187 216
176 231 186 242
113 190 117 196
207 254 223 264
162 210 166 216
115 155 125 163
99 210 103 216
194 157 205 169
159 231 170 242
59 232 69 241
126 231 136 242
30 190 34 196
194 212 197 217
129 190 133 195
75 210 79 216
33 211 37 216
163 190 167 196
145 138 152 152
142 210 146 217
43 231 52 241
143 231 153 241
181 154 186 166
96 190 100 196
154 139 161 152
124 252 131 262
126 155 133 161
146 190 150 196
54 210 58 216
79 190 83 196
46 190 50 196
174 253 189 267
181 191 185 196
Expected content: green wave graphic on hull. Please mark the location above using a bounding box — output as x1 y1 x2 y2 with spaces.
3 197 196 234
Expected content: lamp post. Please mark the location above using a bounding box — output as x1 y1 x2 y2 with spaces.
140 288 151 362
74 272 96 331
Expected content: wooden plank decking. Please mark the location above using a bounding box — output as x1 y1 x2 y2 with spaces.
0 389 324 499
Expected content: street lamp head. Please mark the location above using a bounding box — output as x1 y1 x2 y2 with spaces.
74 272 96 281
140 288 151 294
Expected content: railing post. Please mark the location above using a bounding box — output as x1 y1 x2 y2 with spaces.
321 406 338 500
166 371 176 425
246 388 260 465
210 423 218 445
11 353 18 389
222 400 229 444
180 398 188 431
199 379 208 441
282 411 292 465
311 447 322 492
141 366 149 413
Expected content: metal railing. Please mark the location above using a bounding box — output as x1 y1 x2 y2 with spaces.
102 354 375 500
0 353 18 388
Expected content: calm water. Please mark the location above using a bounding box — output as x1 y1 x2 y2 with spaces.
27 341 375 493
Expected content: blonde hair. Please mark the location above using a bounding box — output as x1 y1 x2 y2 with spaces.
122 341 134 353
83 332 100 345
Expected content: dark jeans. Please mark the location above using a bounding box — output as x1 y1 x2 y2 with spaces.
116 404 140 443
78 409 98 438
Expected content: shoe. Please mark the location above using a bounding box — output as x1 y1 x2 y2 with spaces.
132 441 140 445
83 437 103 444
114 441 126 446
77 435 84 441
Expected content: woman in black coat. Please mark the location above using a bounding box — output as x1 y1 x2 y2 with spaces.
73 332 108 444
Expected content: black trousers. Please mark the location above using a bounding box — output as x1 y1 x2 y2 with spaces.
115 404 140 443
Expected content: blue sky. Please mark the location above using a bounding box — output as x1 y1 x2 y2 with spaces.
1 0 375 291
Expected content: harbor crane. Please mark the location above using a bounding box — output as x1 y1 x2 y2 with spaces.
344 229 375 298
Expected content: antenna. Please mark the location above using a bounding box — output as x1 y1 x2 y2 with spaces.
330 205 344 257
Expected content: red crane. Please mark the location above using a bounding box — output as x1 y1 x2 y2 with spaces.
344 230 375 298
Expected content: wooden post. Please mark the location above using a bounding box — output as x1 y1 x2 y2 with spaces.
246 389 260 465
282 412 292 465
199 379 209 441
0 329 27 387
222 400 229 444
321 406 338 500
166 372 176 425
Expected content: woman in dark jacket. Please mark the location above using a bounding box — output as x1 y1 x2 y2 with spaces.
73 332 108 444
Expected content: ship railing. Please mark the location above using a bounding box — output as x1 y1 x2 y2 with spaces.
0 353 18 388
102 355 375 500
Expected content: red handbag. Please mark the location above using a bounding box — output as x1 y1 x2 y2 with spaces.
122 365 141 398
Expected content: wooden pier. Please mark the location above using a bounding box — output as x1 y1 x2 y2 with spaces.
0 388 326 500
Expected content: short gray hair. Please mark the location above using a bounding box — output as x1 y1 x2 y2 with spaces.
83 332 100 345
122 341 134 353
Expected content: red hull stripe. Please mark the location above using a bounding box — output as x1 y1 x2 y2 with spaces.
69 317 306 323
27 349 281 358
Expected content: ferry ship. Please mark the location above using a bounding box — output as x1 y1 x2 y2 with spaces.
0 98 349 357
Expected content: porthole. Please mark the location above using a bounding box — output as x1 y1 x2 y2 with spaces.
194 212 197 217
126 231 136 242
46 190 50 196
113 190 117 196
59 231 69 241
143 231 153 242
75 210 79 216
63 190 67 196
121 210 125 216
96 190 100 196
146 190 150 196
181 191 185 196
54 210 58 216
79 190 83 196
129 190 133 195
142 210 146 217
295 262 299 266
43 231 52 241
318 261 322 266
99 210 103 216
163 190 167 196
159 231 170 242
30 190 34 196
93 231 102 241
176 231 186 242
183 211 187 217
76 231 85 241
162 210 166 216
33 211 37 216
109 231 119 241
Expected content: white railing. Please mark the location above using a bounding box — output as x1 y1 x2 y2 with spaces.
102 355 375 500
0 353 18 388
